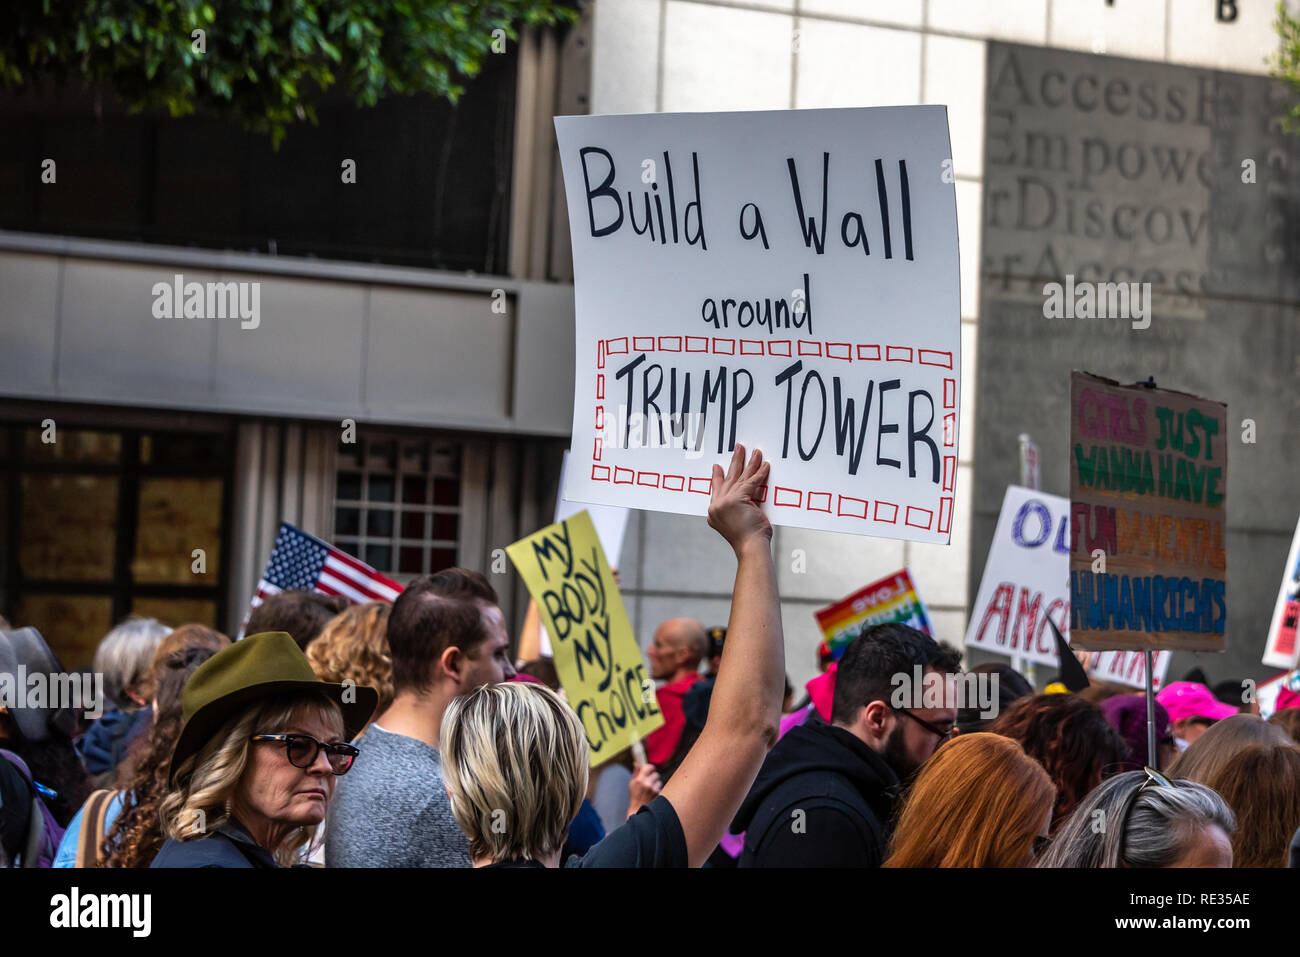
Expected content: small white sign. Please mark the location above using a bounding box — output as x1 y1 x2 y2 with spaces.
1084 649 1172 691
965 486 1072 666
1263 515 1300 669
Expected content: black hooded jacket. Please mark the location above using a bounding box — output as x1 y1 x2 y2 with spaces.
730 720 901 867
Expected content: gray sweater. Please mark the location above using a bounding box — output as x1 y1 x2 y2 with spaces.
325 725 471 868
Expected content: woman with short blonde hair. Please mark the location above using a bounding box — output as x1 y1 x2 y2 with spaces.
442 682 589 863
439 445 786 868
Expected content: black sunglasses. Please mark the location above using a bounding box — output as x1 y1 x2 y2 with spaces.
250 733 359 774
894 708 957 742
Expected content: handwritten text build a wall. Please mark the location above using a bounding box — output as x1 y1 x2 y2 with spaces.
579 145 940 485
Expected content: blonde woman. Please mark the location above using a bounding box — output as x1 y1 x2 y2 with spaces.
441 444 784 867
152 632 377 868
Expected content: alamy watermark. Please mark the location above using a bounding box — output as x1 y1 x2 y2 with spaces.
0 667 103 720
890 666 999 721
601 404 708 460
49 887 150 937
1042 274 1151 330
152 274 261 330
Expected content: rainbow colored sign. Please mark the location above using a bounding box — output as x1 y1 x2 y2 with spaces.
815 569 932 659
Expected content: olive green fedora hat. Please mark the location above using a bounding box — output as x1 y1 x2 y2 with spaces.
168 631 378 785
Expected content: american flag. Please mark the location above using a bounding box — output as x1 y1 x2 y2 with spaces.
246 523 403 626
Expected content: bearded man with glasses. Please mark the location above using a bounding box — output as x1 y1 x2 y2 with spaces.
731 623 961 868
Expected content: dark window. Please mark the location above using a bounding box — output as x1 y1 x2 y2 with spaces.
0 420 233 668
0 50 518 273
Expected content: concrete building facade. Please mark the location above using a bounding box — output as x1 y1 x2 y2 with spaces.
587 0 1298 690
1 1 1295 690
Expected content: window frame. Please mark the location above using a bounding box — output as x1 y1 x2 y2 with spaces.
0 419 235 654
332 431 464 582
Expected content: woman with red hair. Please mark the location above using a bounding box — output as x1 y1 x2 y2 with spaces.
883 733 1056 868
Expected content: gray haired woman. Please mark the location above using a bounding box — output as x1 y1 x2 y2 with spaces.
1037 768 1235 868
79 617 172 783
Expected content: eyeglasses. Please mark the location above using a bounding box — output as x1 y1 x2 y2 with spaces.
894 708 957 742
1118 766 1172 858
1031 834 1053 860
249 733 359 774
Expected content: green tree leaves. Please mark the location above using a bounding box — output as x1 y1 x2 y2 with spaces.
1 0 578 148
1273 0 1300 132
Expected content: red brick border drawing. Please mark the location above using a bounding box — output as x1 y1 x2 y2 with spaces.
596 336 952 369
773 486 803 508
587 336 957 534
905 505 934 529
837 495 869 519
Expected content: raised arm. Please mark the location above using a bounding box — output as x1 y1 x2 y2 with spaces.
660 444 784 866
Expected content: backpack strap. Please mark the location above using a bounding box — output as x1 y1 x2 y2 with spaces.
20 786 45 868
76 789 116 868
1 750 39 868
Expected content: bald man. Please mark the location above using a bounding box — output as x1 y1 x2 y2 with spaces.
643 618 709 765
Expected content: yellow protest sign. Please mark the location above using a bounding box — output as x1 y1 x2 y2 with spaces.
507 510 663 766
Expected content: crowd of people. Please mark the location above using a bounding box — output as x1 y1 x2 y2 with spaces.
3 445 1300 868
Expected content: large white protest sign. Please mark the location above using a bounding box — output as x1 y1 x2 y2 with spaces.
555 107 960 543
965 486 1073 667
965 485 1172 689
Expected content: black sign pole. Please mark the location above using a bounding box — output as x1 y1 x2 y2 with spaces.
1136 377 1159 768
1145 650 1157 767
